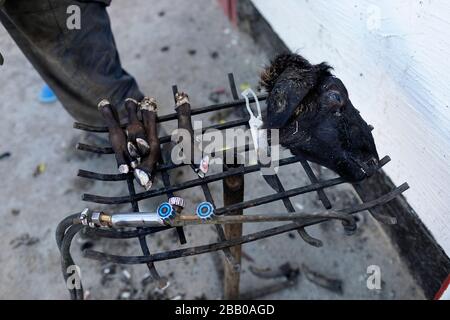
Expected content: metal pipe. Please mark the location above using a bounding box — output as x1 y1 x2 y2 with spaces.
92 208 355 229
111 213 164 228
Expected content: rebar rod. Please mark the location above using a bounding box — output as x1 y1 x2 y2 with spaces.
76 141 256 182
126 176 161 280
160 165 187 244
299 159 332 209
73 94 267 133
261 173 323 247
81 155 305 204
76 118 249 154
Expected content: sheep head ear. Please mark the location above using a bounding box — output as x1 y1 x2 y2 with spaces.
266 66 317 129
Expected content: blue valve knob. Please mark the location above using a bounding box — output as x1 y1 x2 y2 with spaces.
157 202 175 220
196 202 215 220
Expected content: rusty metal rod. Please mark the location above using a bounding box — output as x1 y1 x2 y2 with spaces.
81 155 304 204
215 156 390 215
125 175 161 281
73 94 267 133
261 173 324 247
75 118 249 154
76 140 256 182
299 159 332 209
81 155 390 206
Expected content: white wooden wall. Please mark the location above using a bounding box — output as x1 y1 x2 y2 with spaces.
251 0 450 257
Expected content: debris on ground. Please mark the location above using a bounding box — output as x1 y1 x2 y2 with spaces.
294 202 304 211
250 262 299 280
241 250 255 263
119 290 132 300
194 293 208 300
117 286 139 300
161 46 170 52
100 263 117 286
210 51 219 59
79 241 94 251
242 262 300 299
10 233 40 249
208 109 232 124
208 87 227 103
249 266 272 278
83 290 91 300
0 152 11 161
239 82 250 92
39 84 57 104
121 269 132 284
76 236 94 251
138 274 174 300
32 163 46 177
11 209 20 216
187 49 197 56
154 279 171 294
302 264 343 294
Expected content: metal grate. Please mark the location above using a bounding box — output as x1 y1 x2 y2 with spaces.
61 73 408 297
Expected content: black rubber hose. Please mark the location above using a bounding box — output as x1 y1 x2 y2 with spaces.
56 213 80 251
60 224 84 300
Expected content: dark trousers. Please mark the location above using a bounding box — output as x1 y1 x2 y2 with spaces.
0 0 143 124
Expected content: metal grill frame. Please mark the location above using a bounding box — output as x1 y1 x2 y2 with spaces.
71 73 407 288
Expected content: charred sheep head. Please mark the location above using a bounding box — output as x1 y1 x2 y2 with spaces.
261 53 379 182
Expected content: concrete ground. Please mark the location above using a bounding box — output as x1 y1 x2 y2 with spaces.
0 0 424 299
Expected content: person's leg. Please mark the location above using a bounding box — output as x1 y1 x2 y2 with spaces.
0 0 143 124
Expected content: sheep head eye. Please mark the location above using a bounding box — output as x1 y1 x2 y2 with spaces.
322 90 345 113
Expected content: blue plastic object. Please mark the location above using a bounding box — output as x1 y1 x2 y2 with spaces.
196 202 215 220
39 84 57 103
157 202 175 220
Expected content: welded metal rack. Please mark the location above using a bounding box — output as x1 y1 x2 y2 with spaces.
63 73 407 299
